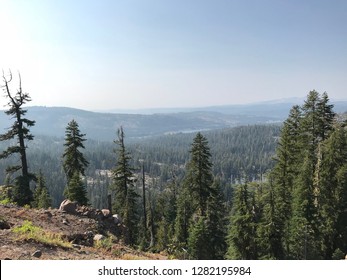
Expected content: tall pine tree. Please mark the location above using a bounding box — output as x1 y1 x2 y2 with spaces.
185 132 213 216
175 132 227 259
111 127 139 245
315 124 347 258
62 119 89 205
265 91 337 259
0 71 35 206
227 183 258 259
32 171 52 209
264 105 302 258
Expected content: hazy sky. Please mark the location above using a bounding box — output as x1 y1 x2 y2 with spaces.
0 0 346 111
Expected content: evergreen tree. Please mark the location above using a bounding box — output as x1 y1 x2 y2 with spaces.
185 132 213 216
33 171 52 209
335 162 347 255
288 152 320 259
174 185 193 245
257 176 284 259
0 71 35 206
265 91 337 259
227 183 258 259
299 91 335 185
155 182 177 252
62 120 89 205
174 133 213 246
316 92 335 141
205 179 228 259
174 132 227 259
187 216 209 259
287 91 336 259
111 127 139 245
64 171 88 206
264 105 302 258
62 119 89 182
37 187 52 209
316 125 347 258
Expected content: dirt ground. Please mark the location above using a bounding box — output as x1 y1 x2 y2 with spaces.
0 204 166 260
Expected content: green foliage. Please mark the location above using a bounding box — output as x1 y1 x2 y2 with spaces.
110 127 139 245
63 119 89 182
0 198 13 205
94 235 117 250
204 180 228 259
13 220 72 248
153 182 177 252
0 71 35 206
13 220 40 235
32 171 52 209
62 119 89 205
174 186 193 244
0 124 280 208
256 178 284 259
187 216 209 259
315 125 347 258
12 175 34 207
227 183 258 259
175 133 227 259
187 132 213 215
258 91 346 260
1 88 346 259
64 171 88 205
0 185 14 205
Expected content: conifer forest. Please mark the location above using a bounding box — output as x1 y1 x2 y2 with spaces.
1 73 347 259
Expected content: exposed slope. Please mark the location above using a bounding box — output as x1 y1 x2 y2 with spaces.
0 204 166 260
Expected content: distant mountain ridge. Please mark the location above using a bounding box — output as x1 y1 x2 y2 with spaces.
102 97 347 115
1 100 347 141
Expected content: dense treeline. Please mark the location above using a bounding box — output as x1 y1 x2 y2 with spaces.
1 81 346 259
0 124 279 208
227 91 347 260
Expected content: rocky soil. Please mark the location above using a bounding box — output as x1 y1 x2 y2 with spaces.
0 204 166 260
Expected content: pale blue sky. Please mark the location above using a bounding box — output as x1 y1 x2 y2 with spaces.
0 0 346 111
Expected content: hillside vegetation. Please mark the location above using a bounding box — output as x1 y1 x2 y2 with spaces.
1 89 347 259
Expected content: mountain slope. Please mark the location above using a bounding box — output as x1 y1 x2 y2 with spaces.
1 100 346 141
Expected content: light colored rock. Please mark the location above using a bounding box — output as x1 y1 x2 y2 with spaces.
101 209 111 218
93 234 105 241
59 199 77 214
112 214 122 224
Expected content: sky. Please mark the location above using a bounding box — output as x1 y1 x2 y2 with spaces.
0 0 346 111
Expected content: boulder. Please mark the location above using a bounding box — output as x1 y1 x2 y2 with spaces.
101 209 111 218
32 250 42 258
67 232 94 247
59 199 77 214
112 214 122 224
93 234 105 241
0 219 11 230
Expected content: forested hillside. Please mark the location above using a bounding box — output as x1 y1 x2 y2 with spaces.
0 106 282 141
1 89 347 260
1 99 346 140
227 91 347 260
0 124 280 208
